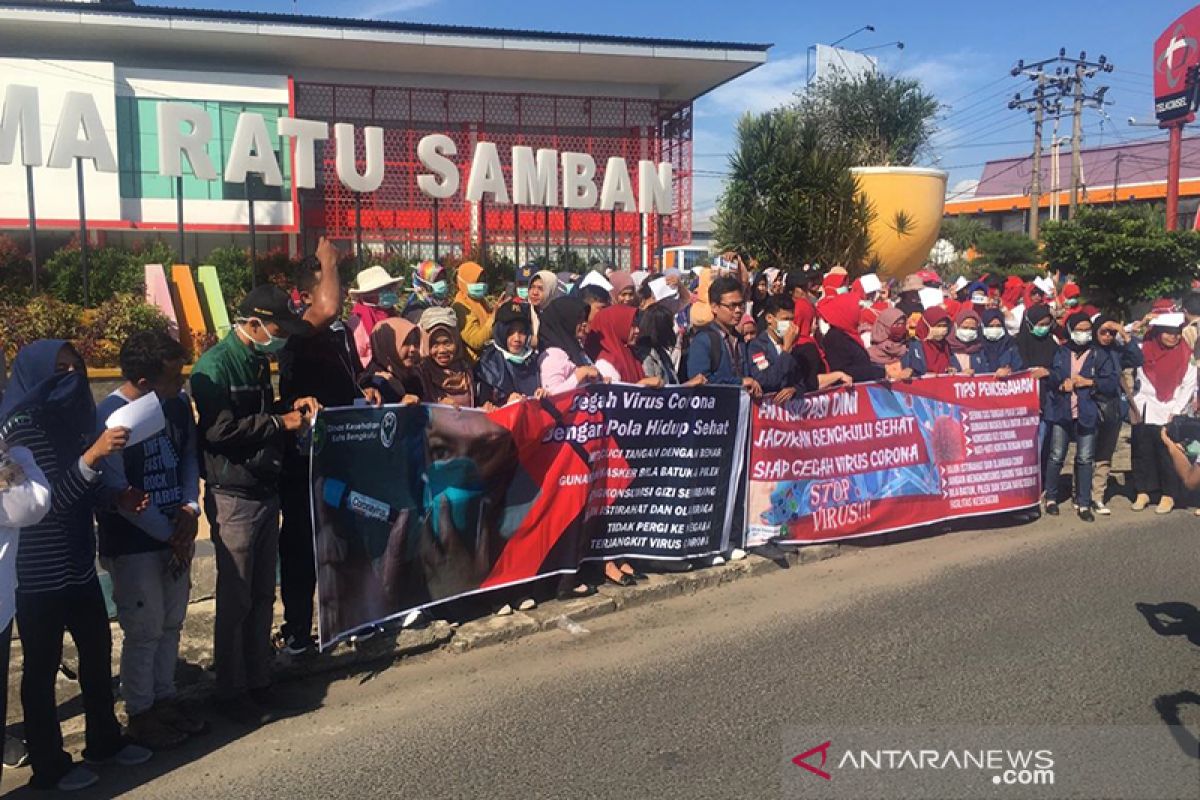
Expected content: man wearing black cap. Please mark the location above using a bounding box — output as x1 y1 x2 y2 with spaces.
189 276 320 726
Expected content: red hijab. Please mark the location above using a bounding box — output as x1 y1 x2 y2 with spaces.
817 292 863 338
793 297 829 370
1001 276 1024 309
916 307 952 374
1142 327 1190 402
585 304 645 382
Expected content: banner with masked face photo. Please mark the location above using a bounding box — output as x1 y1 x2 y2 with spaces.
310 384 749 649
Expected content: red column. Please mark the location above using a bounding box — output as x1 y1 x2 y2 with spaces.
1166 121 1185 231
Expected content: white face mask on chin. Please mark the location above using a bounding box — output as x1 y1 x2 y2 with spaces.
817 319 831 336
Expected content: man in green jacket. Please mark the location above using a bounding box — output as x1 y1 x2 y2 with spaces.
190 283 319 726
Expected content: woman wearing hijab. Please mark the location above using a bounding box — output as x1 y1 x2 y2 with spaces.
451 261 495 362
608 271 637 307
0 340 150 791
902 308 954 376
361 318 426 405
1043 312 1119 521
948 308 988 374
818 292 891 383
636 304 690 385
1131 314 1196 514
585 305 664 387
525 269 560 345
867 308 909 366
749 272 771 332
476 301 543 406
347 265 403 365
402 261 450 324
418 307 476 408
537 296 603 395
1090 315 1141 515
979 308 1024 376
555 271 577 297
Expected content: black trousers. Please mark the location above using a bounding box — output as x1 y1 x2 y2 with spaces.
0 620 11 786
16 577 123 787
279 468 316 643
1131 423 1181 499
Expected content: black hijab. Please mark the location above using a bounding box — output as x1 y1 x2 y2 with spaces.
1064 311 1094 354
1015 303 1058 368
980 308 1020 368
538 296 590 367
0 339 96 464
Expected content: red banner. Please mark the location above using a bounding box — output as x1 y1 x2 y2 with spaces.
746 374 1042 545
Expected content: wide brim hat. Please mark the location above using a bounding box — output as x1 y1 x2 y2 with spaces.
349 265 403 296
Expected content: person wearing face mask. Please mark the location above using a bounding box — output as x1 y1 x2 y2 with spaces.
402 260 451 325
0 341 148 791
978 309 1024 376
947 309 987 375
1058 282 1082 311
1043 312 1118 522
902 308 954 376
965 281 990 315
347 265 404 366
1090 315 1142 516
476 301 545 406
867 308 910 367
514 263 536 303
191 285 320 726
418 308 477 409
452 261 499 363
820 292 904 383
1130 313 1196 514
750 295 851 402
361 318 427 405
95 331 206 750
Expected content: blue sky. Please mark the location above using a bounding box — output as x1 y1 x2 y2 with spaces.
163 0 1196 225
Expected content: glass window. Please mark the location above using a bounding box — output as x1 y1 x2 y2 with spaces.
116 97 290 201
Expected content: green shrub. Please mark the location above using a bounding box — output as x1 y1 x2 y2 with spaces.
205 245 253 309
0 235 35 302
43 238 177 306
0 295 84 360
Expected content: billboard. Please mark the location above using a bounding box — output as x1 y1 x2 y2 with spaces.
807 44 878 85
1154 6 1200 122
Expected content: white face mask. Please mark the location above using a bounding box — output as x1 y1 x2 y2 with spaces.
983 327 1005 342
971 294 987 306
817 319 831 336
1071 330 1093 346
956 328 978 343
775 320 792 338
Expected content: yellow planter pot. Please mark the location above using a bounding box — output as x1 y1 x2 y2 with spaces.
851 166 947 280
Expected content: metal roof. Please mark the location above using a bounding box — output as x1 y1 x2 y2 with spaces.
0 0 773 52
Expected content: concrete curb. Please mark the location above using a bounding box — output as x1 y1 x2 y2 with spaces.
20 543 850 746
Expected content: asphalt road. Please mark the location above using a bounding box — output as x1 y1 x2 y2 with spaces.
5 508 1199 799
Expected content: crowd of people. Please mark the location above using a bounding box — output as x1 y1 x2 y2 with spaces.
2 238 1200 791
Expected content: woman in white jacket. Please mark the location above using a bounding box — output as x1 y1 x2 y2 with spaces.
0 442 51 782
1131 314 1197 514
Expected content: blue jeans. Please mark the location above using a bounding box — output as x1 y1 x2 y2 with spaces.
1044 421 1096 508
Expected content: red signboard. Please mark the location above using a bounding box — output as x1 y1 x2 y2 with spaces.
1155 6 1200 121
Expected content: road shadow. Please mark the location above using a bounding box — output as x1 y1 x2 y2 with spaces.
1153 691 1200 760
1135 601 1200 647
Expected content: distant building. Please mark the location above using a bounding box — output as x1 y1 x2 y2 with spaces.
943 136 1200 231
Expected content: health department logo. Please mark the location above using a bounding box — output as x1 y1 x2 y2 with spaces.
380 411 398 448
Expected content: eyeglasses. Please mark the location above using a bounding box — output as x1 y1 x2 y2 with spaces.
1097 329 1119 337
717 301 746 311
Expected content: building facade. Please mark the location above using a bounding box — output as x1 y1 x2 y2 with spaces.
0 1 768 267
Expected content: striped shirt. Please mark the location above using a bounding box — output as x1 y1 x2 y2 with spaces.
0 412 101 594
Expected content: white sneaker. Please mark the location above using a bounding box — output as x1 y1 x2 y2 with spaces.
711 555 726 566
400 609 425 629
517 597 537 611
56 765 99 792
494 603 513 617
729 548 747 562
1094 503 1111 516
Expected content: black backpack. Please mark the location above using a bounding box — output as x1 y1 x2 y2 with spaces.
679 326 722 381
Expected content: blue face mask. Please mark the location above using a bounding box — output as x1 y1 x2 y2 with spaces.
467 283 488 300
423 456 486 539
517 287 530 300
430 280 448 299
377 291 399 309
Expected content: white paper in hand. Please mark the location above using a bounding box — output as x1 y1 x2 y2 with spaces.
106 393 166 447
918 287 945 311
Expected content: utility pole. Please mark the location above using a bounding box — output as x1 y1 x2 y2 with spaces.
1112 152 1121 207
1010 50 1112 236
